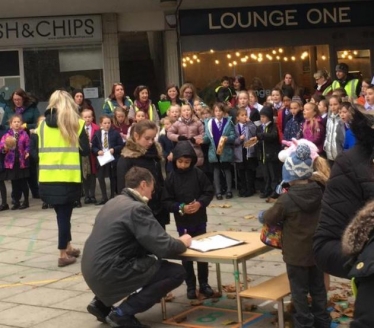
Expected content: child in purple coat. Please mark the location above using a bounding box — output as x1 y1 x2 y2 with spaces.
0 114 30 209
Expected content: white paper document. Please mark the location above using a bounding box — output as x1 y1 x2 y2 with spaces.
189 234 245 252
97 151 115 166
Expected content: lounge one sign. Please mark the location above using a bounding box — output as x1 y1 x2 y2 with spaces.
0 15 102 46
179 1 374 36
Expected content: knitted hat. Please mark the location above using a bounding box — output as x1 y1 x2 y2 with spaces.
260 106 273 122
335 63 349 74
282 144 313 183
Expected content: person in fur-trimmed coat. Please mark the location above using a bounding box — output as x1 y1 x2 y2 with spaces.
117 120 170 228
342 200 374 328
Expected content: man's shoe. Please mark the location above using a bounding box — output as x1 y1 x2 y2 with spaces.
84 197 92 204
58 256 76 267
0 204 9 211
106 310 150 328
41 202 48 209
11 203 20 210
95 199 108 206
226 192 233 199
66 248 81 258
187 288 197 299
199 283 214 298
87 298 111 323
19 201 29 210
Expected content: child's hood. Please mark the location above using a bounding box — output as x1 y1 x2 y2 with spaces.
172 140 197 170
342 200 374 256
286 182 322 212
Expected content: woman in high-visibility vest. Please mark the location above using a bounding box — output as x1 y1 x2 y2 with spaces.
102 83 133 117
36 90 90 267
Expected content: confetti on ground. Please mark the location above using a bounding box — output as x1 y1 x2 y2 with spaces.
244 215 256 220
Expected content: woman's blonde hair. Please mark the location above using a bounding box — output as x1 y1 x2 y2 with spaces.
47 90 80 147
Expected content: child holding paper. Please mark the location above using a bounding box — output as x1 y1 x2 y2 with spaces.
91 115 124 205
162 140 215 299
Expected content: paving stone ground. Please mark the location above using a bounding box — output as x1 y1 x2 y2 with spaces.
0 182 347 327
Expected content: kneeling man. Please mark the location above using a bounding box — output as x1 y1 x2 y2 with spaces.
81 166 191 327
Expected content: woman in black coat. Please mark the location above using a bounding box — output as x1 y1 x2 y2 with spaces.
117 120 169 228
314 106 374 278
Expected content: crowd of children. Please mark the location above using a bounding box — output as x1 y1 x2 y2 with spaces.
0 80 370 210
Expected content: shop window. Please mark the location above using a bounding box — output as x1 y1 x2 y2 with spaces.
0 50 21 100
23 46 104 103
336 49 370 79
182 45 332 104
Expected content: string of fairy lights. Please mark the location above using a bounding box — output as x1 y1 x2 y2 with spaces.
181 48 361 68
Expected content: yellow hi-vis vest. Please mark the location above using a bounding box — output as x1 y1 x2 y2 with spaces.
37 119 85 183
134 104 154 121
331 79 359 98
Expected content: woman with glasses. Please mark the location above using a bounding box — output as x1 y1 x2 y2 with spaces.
180 83 199 106
103 83 133 117
312 70 333 98
117 120 169 229
128 85 160 126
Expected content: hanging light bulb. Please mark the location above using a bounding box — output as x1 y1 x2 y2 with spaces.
182 58 186 62
233 61 237 66
240 57 247 62
321 55 326 60
197 59 200 63
235 52 240 57
251 54 257 60
353 50 358 55
258 57 263 62
348 55 353 60
245 55 249 59
279 48 283 53
276 56 280 60
272 50 277 54
186 57 190 61
343 50 348 56
229 63 233 67
189 60 194 64
227 54 232 59
182 63 187 67
210 49 214 53
215 60 219 64
284 57 288 61
193 55 197 60
291 56 296 61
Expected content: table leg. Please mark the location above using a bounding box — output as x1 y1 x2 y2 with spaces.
161 297 167 320
233 260 243 326
242 261 248 289
216 263 222 294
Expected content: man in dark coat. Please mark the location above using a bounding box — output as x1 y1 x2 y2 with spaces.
81 166 191 328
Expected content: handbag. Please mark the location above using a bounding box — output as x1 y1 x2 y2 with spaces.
260 222 283 249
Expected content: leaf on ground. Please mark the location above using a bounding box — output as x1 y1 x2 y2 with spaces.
222 320 237 325
244 304 258 311
219 204 232 208
174 316 187 323
244 215 256 220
